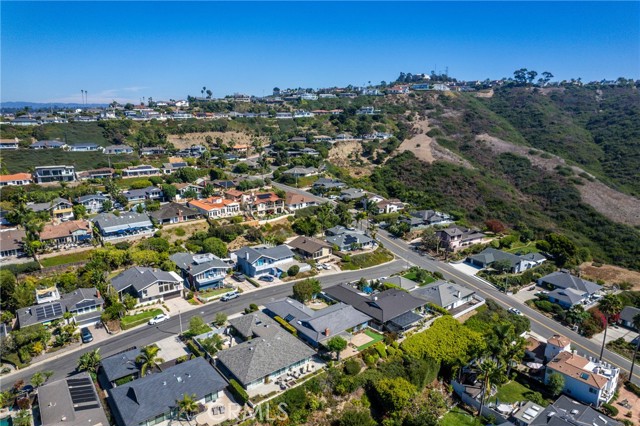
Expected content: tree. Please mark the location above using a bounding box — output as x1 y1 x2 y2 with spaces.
547 372 565 397
187 316 211 336
161 184 177 201
201 237 227 258
0 269 17 311
373 377 417 412
77 348 101 373
420 228 440 252
292 278 321 303
484 219 506 234
542 233 578 267
199 334 223 355
136 345 164 376
491 259 513 274
72 204 87 219
122 294 137 310
526 70 538 84
338 410 377 426
177 393 199 421
214 312 227 327
566 305 589 330
513 68 528 85
325 336 347 360
30 372 46 389
598 294 623 360
477 359 502 417
13 410 31 426
287 265 300 277
629 313 640 380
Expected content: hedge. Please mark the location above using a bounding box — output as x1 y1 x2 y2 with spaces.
274 316 298 336
601 402 618 417
426 302 450 316
229 379 249 405
624 381 640 397
186 340 203 357
246 277 261 288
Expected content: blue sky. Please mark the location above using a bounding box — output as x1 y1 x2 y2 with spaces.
1 1 638 103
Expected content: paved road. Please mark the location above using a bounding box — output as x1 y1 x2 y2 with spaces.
375 229 640 385
1 261 405 390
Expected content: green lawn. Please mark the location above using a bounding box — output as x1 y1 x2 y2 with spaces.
439 407 481 426
489 380 549 405
40 250 92 268
197 287 231 300
357 329 385 351
120 308 164 330
341 248 394 270
505 241 540 255
402 270 437 285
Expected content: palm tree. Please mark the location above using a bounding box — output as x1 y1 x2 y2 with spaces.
628 313 640 380
504 337 527 377
77 349 101 373
136 345 164 376
598 294 623 360
177 393 199 420
477 359 502 417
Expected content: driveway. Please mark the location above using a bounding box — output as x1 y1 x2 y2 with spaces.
449 261 482 277
591 325 639 347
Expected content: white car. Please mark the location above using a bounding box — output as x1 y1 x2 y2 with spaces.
508 308 523 316
148 314 170 325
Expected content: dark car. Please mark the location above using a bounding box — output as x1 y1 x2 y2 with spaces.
80 327 93 343
259 275 274 282
232 272 246 282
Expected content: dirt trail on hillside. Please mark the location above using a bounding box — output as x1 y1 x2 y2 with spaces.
167 131 267 150
476 133 640 227
398 118 473 168
328 140 372 177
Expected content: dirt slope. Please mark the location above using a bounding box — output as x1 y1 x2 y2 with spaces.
476 133 640 227
167 131 267 150
398 118 473 168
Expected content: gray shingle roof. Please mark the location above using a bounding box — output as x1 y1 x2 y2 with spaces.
619 306 640 325
170 252 229 275
287 236 331 255
538 271 602 295
234 245 294 264
29 197 72 212
100 348 142 384
468 248 523 268
264 298 371 345
61 287 104 312
529 395 621 426
149 203 200 222
110 267 181 293
228 312 280 340
326 232 374 248
548 287 586 306
383 276 419 290
76 194 109 203
91 212 153 233
109 358 227 426
411 281 475 308
216 329 315 386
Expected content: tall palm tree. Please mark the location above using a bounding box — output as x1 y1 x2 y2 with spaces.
504 337 527 377
136 345 164 376
477 359 502 417
177 393 199 421
628 313 640 380
598 294 623 360
77 349 101 373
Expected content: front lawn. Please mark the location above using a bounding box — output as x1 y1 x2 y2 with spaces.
198 287 232 299
489 380 550 406
402 269 437 285
120 308 164 330
357 329 385 351
439 407 481 426
505 241 540 255
341 248 394 270
40 250 92 268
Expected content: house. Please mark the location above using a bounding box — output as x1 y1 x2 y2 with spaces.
387 85 409 94
188 197 241 218
264 297 370 347
0 173 33 187
28 198 74 220
11 117 39 126
618 306 640 330
149 202 200 225
287 236 332 261
0 229 26 259
140 146 166 156
401 210 453 229
16 287 104 328
216 314 316 390
544 334 572 362
547 288 590 308
246 192 284 216
339 188 367 201
224 189 247 203
91 212 154 240
436 225 485 251
523 395 621 426
545 350 619 407
108 358 228 426
99 348 142 389
39 373 109 426
213 180 236 190
173 183 205 201
313 135 333 143
283 167 318 178
104 145 134 155
121 165 161 178
75 194 110 214
312 178 345 190
537 271 602 296
325 228 375 252
323 284 426 331
121 186 164 204
170 252 231 291
69 143 103 152
39 220 93 248
467 248 534 273
356 106 378 115
234 245 295 278
77 168 115 180
411 281 477 312
34 165 76 183
384 276 419 291
110 266 183 305
374 199 404 214
0 139 19 149
162 161 189 175
284 192 318 211
30 140 67 149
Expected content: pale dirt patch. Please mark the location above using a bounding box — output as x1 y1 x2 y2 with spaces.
579 262 640 289
475 133 640 227
161 219 209 243
167 131 267 150
474 89 494 98
398 118 473 168
328 140 373 178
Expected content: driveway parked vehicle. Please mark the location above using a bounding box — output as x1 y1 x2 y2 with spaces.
80 327 93 343
259 275 274 282
232 272 246 282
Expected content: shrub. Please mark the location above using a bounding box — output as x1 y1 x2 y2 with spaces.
287 265 300 277
433 271 444 280
374 343 387 358
625 381 640 397
344 359 361 376
229 379 249 404
601 403 618 417
185 340 203 357
174 228 186 237
273 316 297 336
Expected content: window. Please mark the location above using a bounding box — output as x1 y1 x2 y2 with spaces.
589 387 598 394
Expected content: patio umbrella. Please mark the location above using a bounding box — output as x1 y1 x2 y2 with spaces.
526 362 543 369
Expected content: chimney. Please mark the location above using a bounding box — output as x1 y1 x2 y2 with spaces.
325 328 330 336
456 291 461 298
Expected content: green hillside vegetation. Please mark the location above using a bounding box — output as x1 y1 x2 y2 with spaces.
1 150 137 174
1 121 111 146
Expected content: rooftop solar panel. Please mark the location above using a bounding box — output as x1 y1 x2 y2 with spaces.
76 300 97 310
74 404 101 412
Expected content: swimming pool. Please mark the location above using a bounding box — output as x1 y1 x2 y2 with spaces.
0 417 13 426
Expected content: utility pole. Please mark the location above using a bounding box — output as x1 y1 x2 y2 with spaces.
179 310 183 335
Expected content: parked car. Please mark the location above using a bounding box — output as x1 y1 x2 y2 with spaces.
259 275 274 282
508 308 523 316
221 291 240 302
148 313 170 325
232 272 246 282
80 327 93 343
